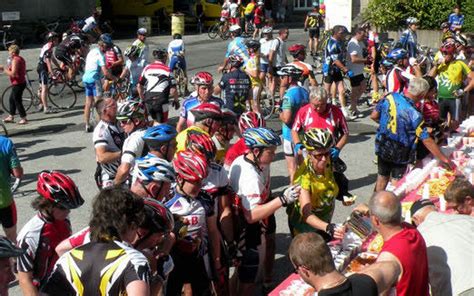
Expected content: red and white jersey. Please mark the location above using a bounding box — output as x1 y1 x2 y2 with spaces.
292 104 349 139
385 66 415 94
68 226 91 249
138 61 176 93
223 138 249 171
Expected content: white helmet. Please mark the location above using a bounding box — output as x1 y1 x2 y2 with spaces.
134 155 176 183
262 26 273 34
406 17 419 25
229 25 242 33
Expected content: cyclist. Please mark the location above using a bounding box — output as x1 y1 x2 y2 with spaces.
212 108 238 164
103 34 124 92
362 22 382 104
304 2 323 56
287 43 318 89
81 9 101 36
253 2 265 39
244 39 263 112
176 102 223 152
278 65 309 183
214 55 251 116
223 111 265 170
269 28 290 108
82 34 117 132
259 26 276 93
1 45 27 124
17 171 84 294
92 97 125 189
177 72 224 132
137 47 179 124
229 0 240 26
220 25 250 72
454 34 469 62
399 17 419 58
41 187 150 296
142 124 177 162
228 127 299 295
448 4 464 33
165 150 222 295
133 28 150 67
120 45 144 97
168 33 188 92
53 33 86 81
0 135 23 242
114 101 149 185
0 236 24 296
37 31 60 114
440 22 453 43
385 48 421 94
244 0 256 35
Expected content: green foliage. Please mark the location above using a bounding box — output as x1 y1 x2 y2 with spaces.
363 0 459 31
461 0 474 32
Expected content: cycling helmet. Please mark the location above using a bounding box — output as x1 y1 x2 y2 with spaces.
360 22 371 30
386 48 408 61
134 155 176 183
221 108 237 125
143 124 177 145
454 34 468 47
228 54 244 68
277 65 304 78
239 111 265 133
116 101 146 120
312 1 319 8
173 33 182 40
288 44 306 56
302 128 333 151
229 25 242 33
406 17 419 25
246 39 261 50
173 150 209 182
153 47 167 60
37 171 84 209
190 103 223 121
46 31 59 41
99 33 113 45
0 236 24 258
137 27 148 35
440 22 450 29
186 131 217 160
381 58 395 68
192 71 214 86
142 198 175 233
243 127 281 149
257 1 264 6
440 41 456 55
262 26 273 34
124 45 141 59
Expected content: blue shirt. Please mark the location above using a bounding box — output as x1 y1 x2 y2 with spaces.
281 85 309 141
0 136 20 208
375 92 429 163
82 47 106 84
399 29 418 58
448 13 464 31
225 37 250 63
323 37 345 75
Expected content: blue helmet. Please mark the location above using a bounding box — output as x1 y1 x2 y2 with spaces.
143 124 177 145
243 127 281 149
381 58 395 68
134 154 176 183
99 33 113 45
387 48 408 61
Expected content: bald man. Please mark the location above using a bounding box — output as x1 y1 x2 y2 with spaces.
368 191 430 296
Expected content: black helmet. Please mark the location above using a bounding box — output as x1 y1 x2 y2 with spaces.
228 54 244 68
153 47 167 60
99 33 113 45
246 39 261 50
0 236 25 258
173 33 182 40
46 31 59 41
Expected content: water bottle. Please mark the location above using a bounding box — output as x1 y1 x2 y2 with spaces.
7 57 12 68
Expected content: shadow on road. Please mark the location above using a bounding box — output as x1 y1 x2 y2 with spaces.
273 232 293 284
14 139 48 149
15 168 83 190
27 110 84 123
349 173 377 191
9 123 76 137
349 133 372 144
20 146 86 162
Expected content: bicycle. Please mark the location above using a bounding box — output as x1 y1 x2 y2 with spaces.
208 20 230 40
106 78 129 102
0 23 23 50
171 56 188 97
52 54 85 91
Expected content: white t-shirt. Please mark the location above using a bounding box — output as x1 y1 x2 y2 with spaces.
273 37 287 67
125 59 144 86
82 16 97 33
260 38 278 65
202 162 230 213
121 128 147 165
228 155 270 211
417 211 474 296
229 3 239 18
346 37 366 75
93 120 125 182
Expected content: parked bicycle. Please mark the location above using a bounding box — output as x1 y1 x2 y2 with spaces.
0 23 23 50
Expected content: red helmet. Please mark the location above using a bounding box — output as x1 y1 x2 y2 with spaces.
37 171 84 209
173 151 209 182
142 198 174 233
190 103 222 122
422 101 440 124
288 44 306 56
192 71 214 86
440 42 456 56
186 131 217 161
238 111 265 133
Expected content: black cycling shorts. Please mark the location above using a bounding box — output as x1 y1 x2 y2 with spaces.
349 74 365 87
167 249 211 295
238 248 259 283
324 71 344 84
377 156 408 180
0 202 17 229
144 93 169 123
438 98 459 121
308 28 320 39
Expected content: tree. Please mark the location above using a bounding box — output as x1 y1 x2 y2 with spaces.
461 0 474 32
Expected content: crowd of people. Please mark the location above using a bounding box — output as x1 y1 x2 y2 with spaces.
0 2 473 296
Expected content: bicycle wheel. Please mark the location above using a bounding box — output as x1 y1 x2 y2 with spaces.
208 24 219 39
48 79 66 96
174 68 187 97
259 88 275 120
48 82 77 109
1 85 33 114
222 27 230 40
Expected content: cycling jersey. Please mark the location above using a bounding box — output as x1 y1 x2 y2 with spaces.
121 128 147 165
385 66 414 94
132 39 149 67
448 13 464 31
223 138 248 171
287 158 338 234
167 39 185 57
139 61 176 96
82 47 106 84
244 2 255 15
179 96 224 128
68 226 91 248
93 120 125 186
176 126 209 153
218 69 251 115
306 11 322 29
254 6 264 25
225 37 250 63
202 162 230 213
399 29 418 58
81 16 97 33
435 60 471 99
281 85 309 142
56 35 82 55
324 37 346 75
17 212 71 287
41 240 150 296
105 45 122 70
37 42 54 72
0 136 20 209
244 53 262 87
292 104 349 141
125 58 144 88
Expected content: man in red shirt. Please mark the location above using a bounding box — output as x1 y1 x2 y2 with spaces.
253 2 265 39
369 191 430 296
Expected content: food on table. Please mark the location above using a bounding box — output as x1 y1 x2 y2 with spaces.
416 174 453 197
346 252 378 273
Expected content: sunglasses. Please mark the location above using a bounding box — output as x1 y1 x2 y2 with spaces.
310 151 330 160
119 119 131 125
55 204 68 210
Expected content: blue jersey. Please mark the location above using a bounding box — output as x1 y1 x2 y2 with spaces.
281 85 309 141
448 13 464 31
179 96 224 127
375 92 429 164
0 136 20 208
399 29 418 58
323 37 345 75
225 37 250 63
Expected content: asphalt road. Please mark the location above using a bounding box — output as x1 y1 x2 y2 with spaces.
0 28 379 295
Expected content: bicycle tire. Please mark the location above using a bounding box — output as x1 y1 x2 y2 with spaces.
48 82 77 109
174 68 187 97
48 79 66 96
222 27 230 40
208 24 219 39
1 85 33 113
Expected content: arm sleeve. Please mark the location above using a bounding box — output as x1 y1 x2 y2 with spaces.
121 135 144 164
17 234 39 273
